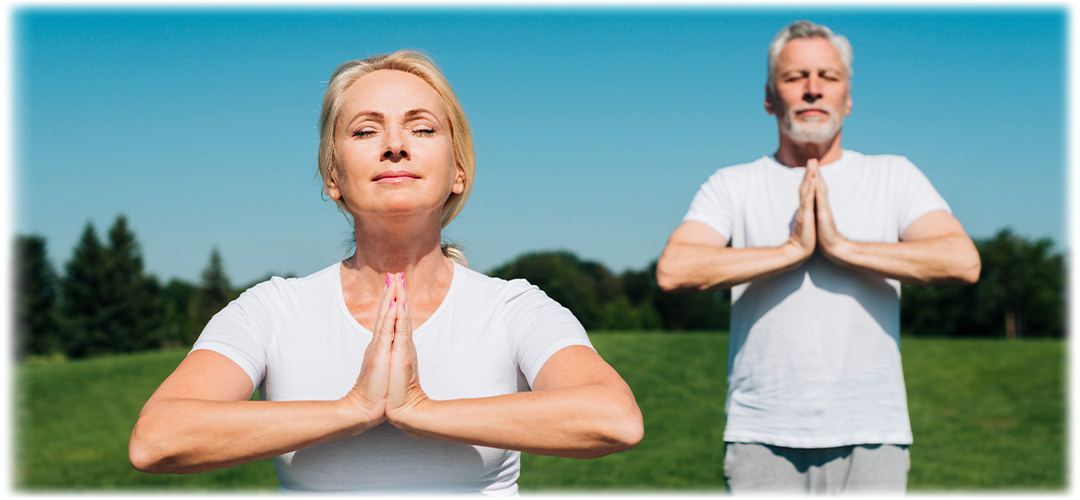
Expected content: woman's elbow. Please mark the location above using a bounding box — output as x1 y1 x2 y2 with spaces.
592 396 644 457
128 418 179 473
128 431 161 473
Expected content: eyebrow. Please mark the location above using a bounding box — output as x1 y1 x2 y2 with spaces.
345 108 440 125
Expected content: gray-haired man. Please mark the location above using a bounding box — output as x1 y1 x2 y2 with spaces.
657 20 980 494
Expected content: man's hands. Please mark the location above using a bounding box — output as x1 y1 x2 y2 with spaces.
785 158 852 265
340 272 430 436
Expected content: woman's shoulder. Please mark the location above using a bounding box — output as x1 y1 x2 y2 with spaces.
452 264 548 305
236 262 340 307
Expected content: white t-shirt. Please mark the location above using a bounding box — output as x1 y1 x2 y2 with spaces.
191 261 593 495
683 150 950 448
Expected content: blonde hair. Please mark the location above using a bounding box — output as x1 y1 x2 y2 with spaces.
317 50 474 266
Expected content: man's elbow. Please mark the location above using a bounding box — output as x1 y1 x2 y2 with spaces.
655 264 678 293
956 254 981 285
655 254 688 292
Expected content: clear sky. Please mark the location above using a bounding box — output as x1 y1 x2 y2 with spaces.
11 5 1068 286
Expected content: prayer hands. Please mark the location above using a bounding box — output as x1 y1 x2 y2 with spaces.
788 159 850 263
342 272 429 433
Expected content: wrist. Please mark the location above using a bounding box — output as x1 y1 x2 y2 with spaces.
388 396 436 438
335 396 385 437
780 239 813 266
822 236 856 264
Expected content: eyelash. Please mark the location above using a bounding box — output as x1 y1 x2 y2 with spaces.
351 128 437 138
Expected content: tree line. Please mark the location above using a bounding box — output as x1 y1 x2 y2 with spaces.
14 216 1066 362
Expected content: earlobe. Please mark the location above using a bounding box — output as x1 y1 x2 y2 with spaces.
764 85 775 115
451 166 466 195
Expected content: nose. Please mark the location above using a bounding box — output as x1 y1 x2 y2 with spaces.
382 128 409 161
803 74 822 104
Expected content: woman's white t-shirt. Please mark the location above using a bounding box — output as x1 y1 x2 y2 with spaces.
191 261 593 495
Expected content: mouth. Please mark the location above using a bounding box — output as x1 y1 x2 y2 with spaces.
373 170 421 183
795 108 829 118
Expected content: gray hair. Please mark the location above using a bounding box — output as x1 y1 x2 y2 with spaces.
766 20 853 99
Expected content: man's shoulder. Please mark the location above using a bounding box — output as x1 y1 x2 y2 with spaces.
706 155 778 181
844 150 917 169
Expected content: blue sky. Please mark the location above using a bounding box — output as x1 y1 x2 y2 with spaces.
11 6 1068 286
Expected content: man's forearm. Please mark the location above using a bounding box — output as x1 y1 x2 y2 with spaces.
823 234 980 285
656 241 808 292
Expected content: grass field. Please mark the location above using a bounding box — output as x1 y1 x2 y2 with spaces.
14 333 1066 493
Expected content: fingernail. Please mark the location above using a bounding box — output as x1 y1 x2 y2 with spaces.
401 273 406 287
389 299 395 311
385 272 391 286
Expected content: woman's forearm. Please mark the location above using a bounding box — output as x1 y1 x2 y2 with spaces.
391 384 643 459
129 398 376 474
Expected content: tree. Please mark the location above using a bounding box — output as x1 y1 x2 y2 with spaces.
643 260 729 331
160 278 198 348
188 247 235 345
14 235 61 361
102 215 163 352
61 223 110 358
901 228 1065 338
489 251 607 329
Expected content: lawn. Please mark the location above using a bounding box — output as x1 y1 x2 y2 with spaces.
13 333 1066 492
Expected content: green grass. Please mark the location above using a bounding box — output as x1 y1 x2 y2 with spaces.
14 333 1066 492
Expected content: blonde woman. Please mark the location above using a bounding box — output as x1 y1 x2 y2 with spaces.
129 50 643 495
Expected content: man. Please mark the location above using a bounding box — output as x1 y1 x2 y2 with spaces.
656 20 980 494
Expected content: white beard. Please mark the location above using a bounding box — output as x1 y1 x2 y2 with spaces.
779 106 844 145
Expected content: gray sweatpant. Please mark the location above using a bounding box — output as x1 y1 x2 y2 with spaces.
723 442 909 495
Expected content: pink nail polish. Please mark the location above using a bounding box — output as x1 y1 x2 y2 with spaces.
385 272 391 286
401 273 406 288
389 299 395 311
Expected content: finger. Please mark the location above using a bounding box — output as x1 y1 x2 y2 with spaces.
372 272 396 336
397 272 413 333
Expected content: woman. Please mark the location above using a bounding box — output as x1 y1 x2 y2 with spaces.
128 50 643 495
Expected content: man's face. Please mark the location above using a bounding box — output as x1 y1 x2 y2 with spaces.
766 36 853 145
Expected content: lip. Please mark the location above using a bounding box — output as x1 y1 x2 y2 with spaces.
796 108 828 116
373 170 421 183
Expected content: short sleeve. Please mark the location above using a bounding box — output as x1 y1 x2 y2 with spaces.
682 170 735 241
896 158 952 235
501 281 593 388
190 285 273 393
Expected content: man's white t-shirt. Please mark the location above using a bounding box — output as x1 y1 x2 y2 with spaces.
191 261 593 495
683 150 950 448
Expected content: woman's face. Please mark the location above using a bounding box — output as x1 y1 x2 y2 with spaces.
329 69 464 221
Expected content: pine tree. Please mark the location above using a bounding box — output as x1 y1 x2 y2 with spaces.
61 223 109 358
15 235 61 361
103 215 163 352
188 247 234 345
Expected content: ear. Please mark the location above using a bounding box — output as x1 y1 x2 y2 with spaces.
326 167 342 200
844 91 853 117
451 164 466 195
764 84 776 116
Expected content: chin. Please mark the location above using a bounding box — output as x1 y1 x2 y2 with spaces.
786 120 842 145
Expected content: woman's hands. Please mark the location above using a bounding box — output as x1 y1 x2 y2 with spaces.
340 272 430 435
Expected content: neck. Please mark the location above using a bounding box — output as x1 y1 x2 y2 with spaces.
774 129 844 167
344 213 451 293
